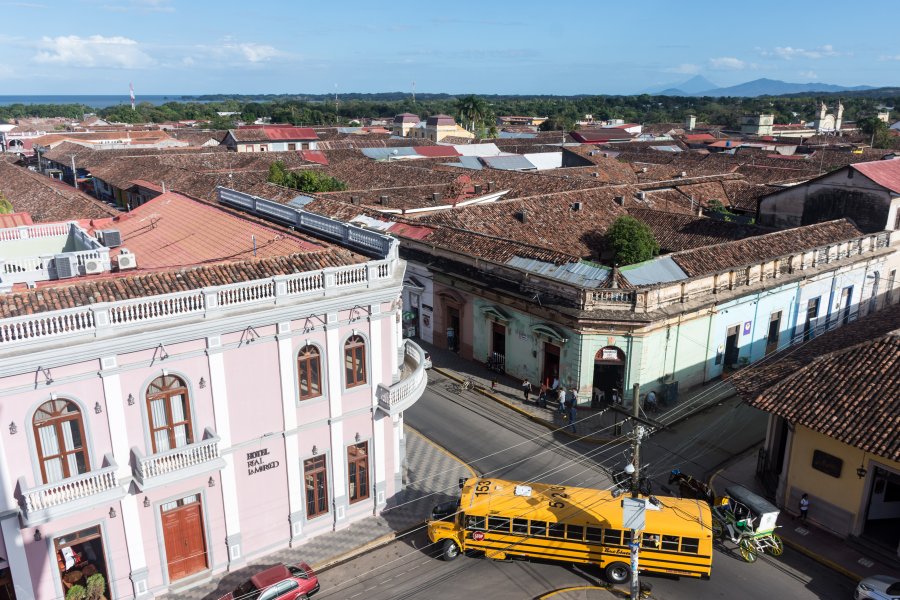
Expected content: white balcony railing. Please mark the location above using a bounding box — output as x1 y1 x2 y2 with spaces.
19 456 118 514
133 429 221 484
377 340 428 414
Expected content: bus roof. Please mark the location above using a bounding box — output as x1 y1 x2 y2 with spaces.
460 478 709 537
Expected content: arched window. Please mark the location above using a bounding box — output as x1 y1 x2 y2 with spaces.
33 399 90 484
344 335 367 388
146 375 193 453
298 345 322 400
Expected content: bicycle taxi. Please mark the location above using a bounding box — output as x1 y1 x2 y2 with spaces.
711 484 784 562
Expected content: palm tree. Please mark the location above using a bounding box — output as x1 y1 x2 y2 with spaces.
456 95 489 133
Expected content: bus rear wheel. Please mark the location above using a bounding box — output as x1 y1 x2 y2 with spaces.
605 561 631 584
441 539 460 561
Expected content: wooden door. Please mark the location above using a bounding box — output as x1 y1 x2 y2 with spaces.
162 499 207 581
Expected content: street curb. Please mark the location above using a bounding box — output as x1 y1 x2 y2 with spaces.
433 366 727 444
537 585 618 599
708 447 863 584
406 423 478 479
433 366 618 444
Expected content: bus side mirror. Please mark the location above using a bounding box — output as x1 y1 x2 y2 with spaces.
459 478 466 490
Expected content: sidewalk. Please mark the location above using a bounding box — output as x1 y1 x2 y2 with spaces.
420 340 737 443
711 449 900 583
166 428 474 600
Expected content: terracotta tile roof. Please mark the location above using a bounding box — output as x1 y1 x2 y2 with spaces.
87 191 324 269
731 304 900 461
626 208 768 253
0 212 33 227
229 126 319 142
0 162 120 222
671 219 862 277
419 226 579 265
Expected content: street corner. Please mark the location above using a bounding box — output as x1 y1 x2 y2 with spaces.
536 584 619 600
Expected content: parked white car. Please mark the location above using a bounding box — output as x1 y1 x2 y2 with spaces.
855 575 900 600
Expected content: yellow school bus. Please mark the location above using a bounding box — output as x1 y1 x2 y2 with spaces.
427 477 713 583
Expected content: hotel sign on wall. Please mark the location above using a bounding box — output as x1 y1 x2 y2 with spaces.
247 448 280 476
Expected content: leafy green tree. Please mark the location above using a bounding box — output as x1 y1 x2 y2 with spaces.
266 162 347 192
857 116 893 148
455 95 489 132
0 193 13 215
605 215 660 266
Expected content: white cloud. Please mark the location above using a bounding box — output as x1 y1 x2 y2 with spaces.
667 63 701 75
35 35 154 68
880 54 900 61
769 44 839 60
181 40 290 67
708 57 746 70
232 42 281 63
799 70 818 80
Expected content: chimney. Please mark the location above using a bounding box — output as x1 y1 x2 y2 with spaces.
161 181 166 194
680 171 687 178
636 192 647 201
380 195 389 205
350 195 360 205
432 192 442 202
572 201 583 211
641 167 648 173
517 209 528 223
614 196 625 206
473 184 482 194
487 181 494 192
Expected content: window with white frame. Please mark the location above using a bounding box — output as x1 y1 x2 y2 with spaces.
146 375 193 453
33 399 90 484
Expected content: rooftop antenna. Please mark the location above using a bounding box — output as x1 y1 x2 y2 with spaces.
412 80 416 105
129 82 135 111
334 83 339 123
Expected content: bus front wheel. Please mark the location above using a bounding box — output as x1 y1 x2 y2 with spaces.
441 539 461 561
605 561 631 584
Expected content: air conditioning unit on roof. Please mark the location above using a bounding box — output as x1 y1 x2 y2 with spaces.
97 229 122 248
84 258 104 274
54 255 77 279
116 249 138 271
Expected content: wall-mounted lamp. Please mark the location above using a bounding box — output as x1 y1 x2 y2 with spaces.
34 529 41 541
857 452 868 479
94 402 103 414
143 496 150 508
199 377 207 389
127 393 135 406
355 432 361 443
109 507 116 518
8 422 16 435
208 476 216 488
312 445 318 455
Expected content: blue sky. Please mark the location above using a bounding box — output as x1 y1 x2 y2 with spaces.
2 0 898 95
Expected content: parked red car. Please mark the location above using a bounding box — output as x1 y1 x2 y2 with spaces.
218 562 319 600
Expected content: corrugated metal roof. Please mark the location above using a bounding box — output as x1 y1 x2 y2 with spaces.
506 257 609 288
443 156 484 170
852 159 900 194
619 256 687 286
361 147 419 160
455 143 502 157
498 131 538 139
351 215 394 231
650 145 683 153
523 152 562 170
481 155 536 171
413 146 460 158
286 194 317 208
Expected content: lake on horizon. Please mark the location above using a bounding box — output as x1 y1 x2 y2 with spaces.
0 95 207 108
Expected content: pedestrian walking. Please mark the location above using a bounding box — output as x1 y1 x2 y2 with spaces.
799 493 809 522
610 388 621 405
645 390 658 413
521 378 531 403
558 387 567 414
538 382 548 408
567 395 578 434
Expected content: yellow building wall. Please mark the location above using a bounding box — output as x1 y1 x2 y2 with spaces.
785 425 900 534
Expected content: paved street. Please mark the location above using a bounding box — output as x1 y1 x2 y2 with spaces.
314 370 857 599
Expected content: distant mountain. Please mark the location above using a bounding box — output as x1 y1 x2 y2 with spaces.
694 78 874 97
645 75 718 95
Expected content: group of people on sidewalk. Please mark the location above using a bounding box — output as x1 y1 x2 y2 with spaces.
519 377 585 433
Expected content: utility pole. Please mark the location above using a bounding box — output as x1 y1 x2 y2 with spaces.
70 155 78 191
630 381 642 600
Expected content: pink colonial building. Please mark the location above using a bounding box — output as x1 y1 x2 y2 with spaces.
0 188 426 599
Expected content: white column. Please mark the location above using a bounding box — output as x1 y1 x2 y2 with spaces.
207 341 243 564
325 319 346 524
373 413 387 508
393 414 403 491
0 518 35 599
369 311 383 408
276 324 303 541
100 360 150 597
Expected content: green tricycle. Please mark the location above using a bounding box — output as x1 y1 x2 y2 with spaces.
711 484 784 563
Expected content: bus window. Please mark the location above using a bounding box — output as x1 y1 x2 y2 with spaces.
642 533 661 549
466 515 485 530
512 518 529 535
566 525 584 541
623 530 633 545
603 529 622 545
585 527 603 543
661 535 679 551
530 521 547 537
681 537 700 554
548 523 565 538
488 517 510 533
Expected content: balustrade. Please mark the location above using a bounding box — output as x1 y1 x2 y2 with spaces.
135 431 220 483
21 461 118 514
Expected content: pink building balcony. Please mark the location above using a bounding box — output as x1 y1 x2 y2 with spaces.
376 339 428 415
131 427 225 491
18 453 125 526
